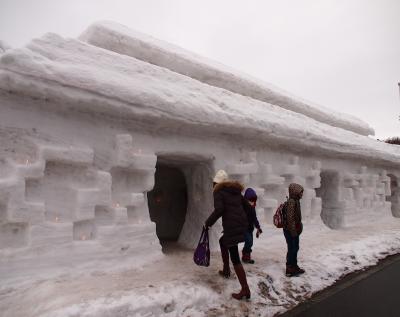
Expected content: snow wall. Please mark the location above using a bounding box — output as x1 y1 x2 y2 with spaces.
0 25 399 269
80 21 374 136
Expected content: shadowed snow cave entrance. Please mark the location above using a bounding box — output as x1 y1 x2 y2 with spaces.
147 154 213 252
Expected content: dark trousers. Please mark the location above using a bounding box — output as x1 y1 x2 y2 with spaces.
219 237 241 265
283 229 300 266
242 230 253 254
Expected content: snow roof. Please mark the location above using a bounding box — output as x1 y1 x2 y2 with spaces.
0 32 399 166
80 21 374 136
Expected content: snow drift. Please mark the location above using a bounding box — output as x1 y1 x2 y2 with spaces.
80 21 374 136
0 23 399 317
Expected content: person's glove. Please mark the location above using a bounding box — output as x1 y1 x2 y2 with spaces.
256 228 262 238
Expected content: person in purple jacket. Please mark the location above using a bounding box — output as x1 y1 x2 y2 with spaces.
242 188 263 264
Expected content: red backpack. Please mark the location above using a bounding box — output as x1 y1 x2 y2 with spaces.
273 200 288 228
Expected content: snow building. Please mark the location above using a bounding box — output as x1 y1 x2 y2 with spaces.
0 21 399 266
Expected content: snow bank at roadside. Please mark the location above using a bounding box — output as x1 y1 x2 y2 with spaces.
80 21 374 136
5 219 399 317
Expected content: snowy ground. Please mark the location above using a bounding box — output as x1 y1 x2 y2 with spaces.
2 217 400 317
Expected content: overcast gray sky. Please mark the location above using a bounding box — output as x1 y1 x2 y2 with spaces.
0 0 399 139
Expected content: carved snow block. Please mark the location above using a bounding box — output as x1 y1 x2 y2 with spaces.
281 156 300 176
226 162 258 175
94 206 115 226
342 173 359 188
41 145 94 165
258 197 277 209
261 198 278 222
260 163 273 176
127 204 150 224
97 222 155 243
250 187 265 197
30 222 73 246
356 166 369 188
73 219 96 241
379 170 391 196
341 187 355 201
260 175 285 188
95 171 112 205
384 201 391 214
0 222 29 249
70 188 100 220
306 174 321 189
5 180 27 221
141 172 156 192
0 202 7 223
369 174 379 188
284 175 306 188
302 189 316 218
0 178 17 202
230 174 250 184
259 164 285 188
9 202 45 224
243 151 258 163
391 202 400 217
113 134 156 171
15 160 45 179
306 161 321 189
311 197 322 217
118 192 145 207
113 206 128 224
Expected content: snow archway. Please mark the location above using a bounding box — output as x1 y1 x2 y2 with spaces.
147 154 214 249
148 165 188 242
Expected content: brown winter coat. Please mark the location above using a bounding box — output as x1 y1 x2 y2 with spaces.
205 181 249 247
285 183 304 237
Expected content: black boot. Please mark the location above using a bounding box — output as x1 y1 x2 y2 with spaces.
218 244 230 278
232 264 251 300
295 265 305 275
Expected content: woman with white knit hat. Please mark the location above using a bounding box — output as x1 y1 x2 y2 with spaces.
205 170 251 300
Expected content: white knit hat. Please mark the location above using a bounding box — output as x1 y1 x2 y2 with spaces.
213 170 228 184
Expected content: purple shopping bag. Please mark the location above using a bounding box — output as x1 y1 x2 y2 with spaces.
193 227 210 267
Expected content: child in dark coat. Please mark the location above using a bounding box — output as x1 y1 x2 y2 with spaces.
242 188 262 264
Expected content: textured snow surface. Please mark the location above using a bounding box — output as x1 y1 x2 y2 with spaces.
0 40 11 54
0 33 398 166
2 219 400 317
80 21 374 136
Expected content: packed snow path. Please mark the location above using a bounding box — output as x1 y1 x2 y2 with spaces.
1 219 400 317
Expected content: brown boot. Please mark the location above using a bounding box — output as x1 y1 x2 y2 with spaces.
218 244 230 278
285 265 296 277
231 264 251 300
242 252 255 264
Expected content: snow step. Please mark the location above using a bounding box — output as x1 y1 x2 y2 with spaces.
30 222 73 247
39 144 94 165
113 134 156 171
226 162 258 175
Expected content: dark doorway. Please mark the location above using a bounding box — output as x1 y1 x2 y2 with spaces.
147 164 188 243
